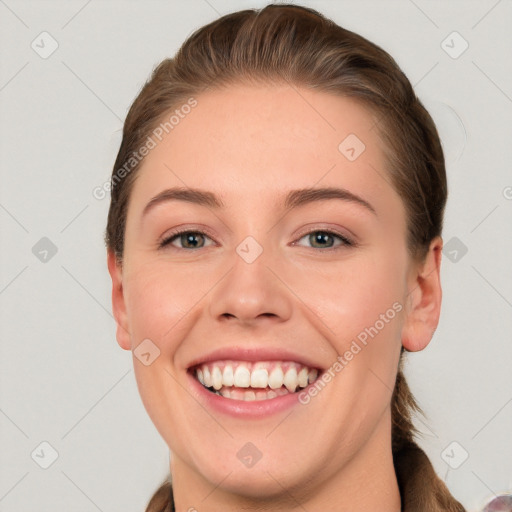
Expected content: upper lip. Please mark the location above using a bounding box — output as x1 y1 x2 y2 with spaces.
186 346 324 370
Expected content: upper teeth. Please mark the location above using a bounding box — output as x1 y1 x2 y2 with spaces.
195 361 318 393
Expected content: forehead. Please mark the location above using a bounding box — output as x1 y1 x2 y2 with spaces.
130 83 401 217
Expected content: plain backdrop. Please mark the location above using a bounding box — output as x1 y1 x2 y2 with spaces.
0 1 511 511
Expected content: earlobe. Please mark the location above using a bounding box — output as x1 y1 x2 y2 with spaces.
107 250 131 351
401 237 443 352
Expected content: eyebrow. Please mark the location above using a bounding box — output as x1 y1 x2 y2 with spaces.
141 186 376 217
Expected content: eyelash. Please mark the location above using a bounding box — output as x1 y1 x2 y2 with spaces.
158 228 355 251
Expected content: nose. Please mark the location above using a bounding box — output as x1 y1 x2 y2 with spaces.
208 242 293 327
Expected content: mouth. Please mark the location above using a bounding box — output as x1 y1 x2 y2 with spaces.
190 360 320 401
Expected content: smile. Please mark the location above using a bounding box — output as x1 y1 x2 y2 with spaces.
192 360 319 401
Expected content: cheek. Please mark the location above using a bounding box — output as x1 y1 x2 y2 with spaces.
292 251 406 388
122 260 202 447
123 258 209 346
297 253 405 336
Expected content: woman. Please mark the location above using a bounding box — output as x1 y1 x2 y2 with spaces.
105 4 466 511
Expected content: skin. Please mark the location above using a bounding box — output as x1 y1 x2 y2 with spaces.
107 84 443 511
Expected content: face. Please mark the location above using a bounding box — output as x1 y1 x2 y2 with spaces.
109 84 438 503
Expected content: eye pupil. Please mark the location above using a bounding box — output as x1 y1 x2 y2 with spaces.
182 233 203 248
310 232 333 248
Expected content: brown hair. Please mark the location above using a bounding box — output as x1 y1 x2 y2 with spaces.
105 4 465 511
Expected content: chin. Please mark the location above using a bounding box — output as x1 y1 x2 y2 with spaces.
205 463 306 501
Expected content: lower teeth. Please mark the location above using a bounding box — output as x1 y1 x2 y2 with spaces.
206 385 293 401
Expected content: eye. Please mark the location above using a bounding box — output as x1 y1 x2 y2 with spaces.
159 230 214 250
293 229 354 250
158 228 355 251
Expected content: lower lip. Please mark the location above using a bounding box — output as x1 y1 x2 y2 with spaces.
186 370 310 418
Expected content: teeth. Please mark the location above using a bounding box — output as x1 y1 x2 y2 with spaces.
250 368 268 388
233 366 251 388
203 367 212 387
194 360 320 400
212 366 223 390
220 388 231 399
298 367 308 388
244 390 256 401
222 365 234 386
268 367 284 389
283 367 298 392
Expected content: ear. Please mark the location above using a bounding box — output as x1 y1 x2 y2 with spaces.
401 236 443 352
107 249 131 350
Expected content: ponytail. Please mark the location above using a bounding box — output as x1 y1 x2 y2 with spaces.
393 350 466 511
145 478 173 512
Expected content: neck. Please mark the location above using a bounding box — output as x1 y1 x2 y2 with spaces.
170 410 401 512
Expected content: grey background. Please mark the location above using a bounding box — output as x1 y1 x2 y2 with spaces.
1 0 511 511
